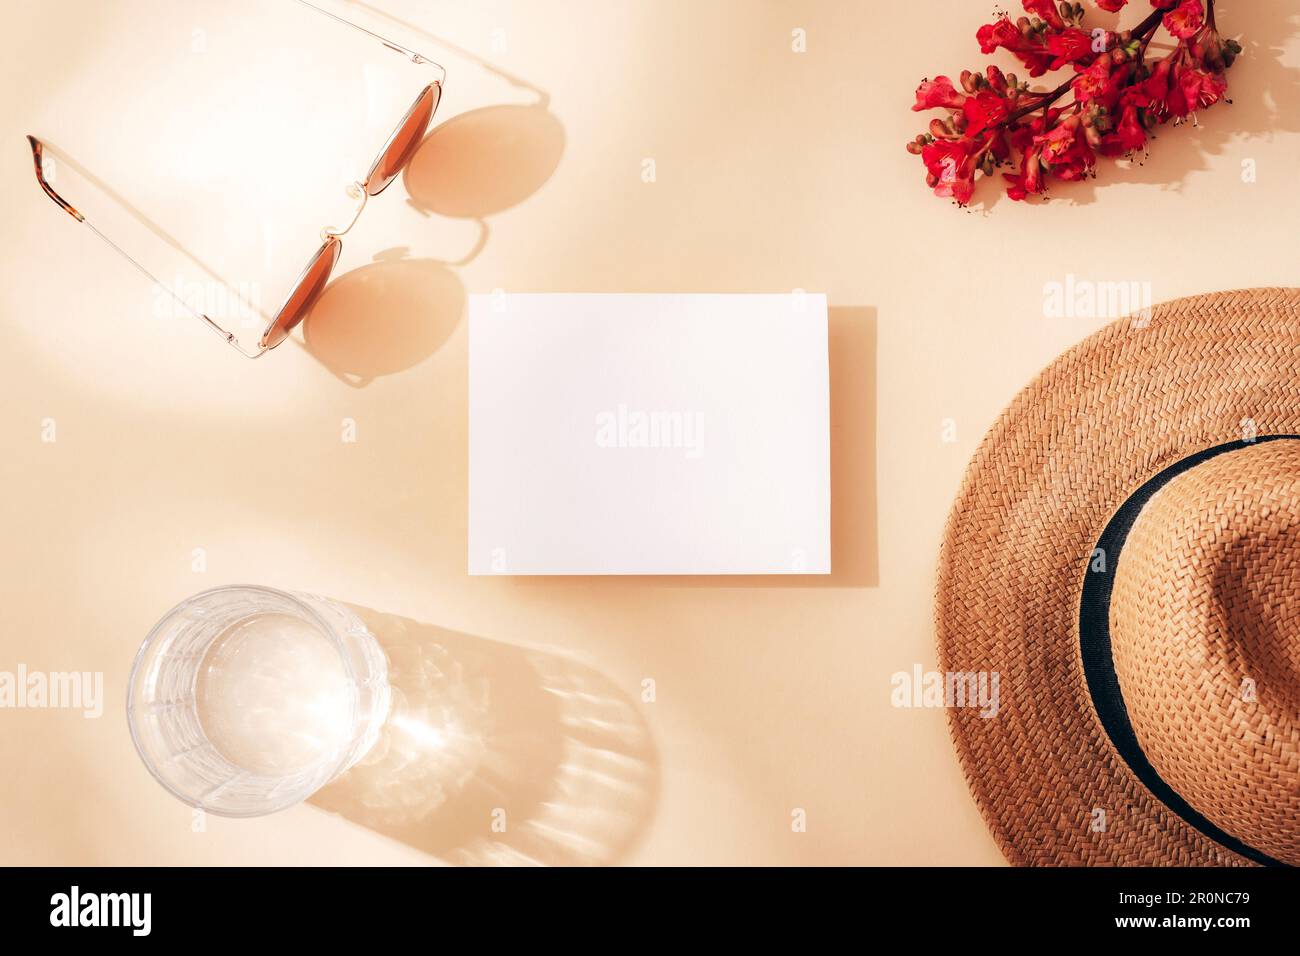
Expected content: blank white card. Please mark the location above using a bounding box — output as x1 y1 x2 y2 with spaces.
468 293 830 575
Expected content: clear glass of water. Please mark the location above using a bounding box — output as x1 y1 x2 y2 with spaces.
127 585 390 817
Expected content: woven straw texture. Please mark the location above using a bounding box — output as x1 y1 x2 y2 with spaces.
936 287 1300 866
1111 441 1300 866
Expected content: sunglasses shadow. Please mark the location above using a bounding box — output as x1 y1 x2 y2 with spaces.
348 0 566 222
300 246 467 387
308 605 659 866
299 98 565 387
402 103 565 219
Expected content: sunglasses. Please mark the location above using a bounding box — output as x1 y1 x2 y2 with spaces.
26 0 444 359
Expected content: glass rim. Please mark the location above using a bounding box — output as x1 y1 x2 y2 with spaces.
125 584 366 817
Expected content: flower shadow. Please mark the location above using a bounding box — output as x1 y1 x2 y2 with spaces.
308 605 659 866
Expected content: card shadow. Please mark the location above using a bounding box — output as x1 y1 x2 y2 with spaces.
511 306 880 589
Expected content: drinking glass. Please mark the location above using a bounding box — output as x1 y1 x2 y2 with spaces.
127 585 390 817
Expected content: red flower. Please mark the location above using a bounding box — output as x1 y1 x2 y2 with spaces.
978 17 1055 77
1004 145 1046 201
907 0 1238 206
977 17 1019 56
1179 67 1228 110
1072 58 1125 108
1163 64 1193 117
1022 0 1065 30
1139 56 1174 116
1163 0 1205 40
1035 117 1095 180
1048 28 1096 69
912 75 966 111
984 64 1009 94
1036 121 1076 164
921 139 977 204
1100 101 1148 156
1156 58 1226 118
963 90 1010 134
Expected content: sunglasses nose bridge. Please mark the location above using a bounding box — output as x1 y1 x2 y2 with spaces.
320 181 369 241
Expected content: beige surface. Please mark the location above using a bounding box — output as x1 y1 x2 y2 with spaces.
0 0 1296 866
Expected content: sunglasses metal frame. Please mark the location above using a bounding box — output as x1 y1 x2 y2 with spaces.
26 0 445 359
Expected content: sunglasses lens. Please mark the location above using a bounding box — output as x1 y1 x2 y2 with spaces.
365 83 439 196
261 237 342 349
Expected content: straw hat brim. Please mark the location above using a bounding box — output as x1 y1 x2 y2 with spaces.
935 288 1300 866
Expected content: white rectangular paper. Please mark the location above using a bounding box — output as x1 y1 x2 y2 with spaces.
469 293 830 575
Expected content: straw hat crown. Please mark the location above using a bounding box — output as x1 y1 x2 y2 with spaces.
1109 440 1300 866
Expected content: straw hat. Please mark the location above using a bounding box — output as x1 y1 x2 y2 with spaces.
936 287 1300 867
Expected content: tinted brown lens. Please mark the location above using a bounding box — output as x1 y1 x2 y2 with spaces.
261 237 342 349
366 83 438 196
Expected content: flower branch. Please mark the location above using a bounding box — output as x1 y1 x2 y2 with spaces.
907 0 1240 205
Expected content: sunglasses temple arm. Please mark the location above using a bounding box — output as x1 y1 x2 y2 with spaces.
82 222 266 358
292 0 445 79
26 136 264 359
351 1 541 105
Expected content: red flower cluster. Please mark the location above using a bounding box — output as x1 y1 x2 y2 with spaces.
908 0 1240 205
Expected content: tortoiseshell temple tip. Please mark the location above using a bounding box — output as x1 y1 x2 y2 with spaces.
26 135 85 222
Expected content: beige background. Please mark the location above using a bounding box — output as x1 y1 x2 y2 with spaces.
0 0 1296 865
